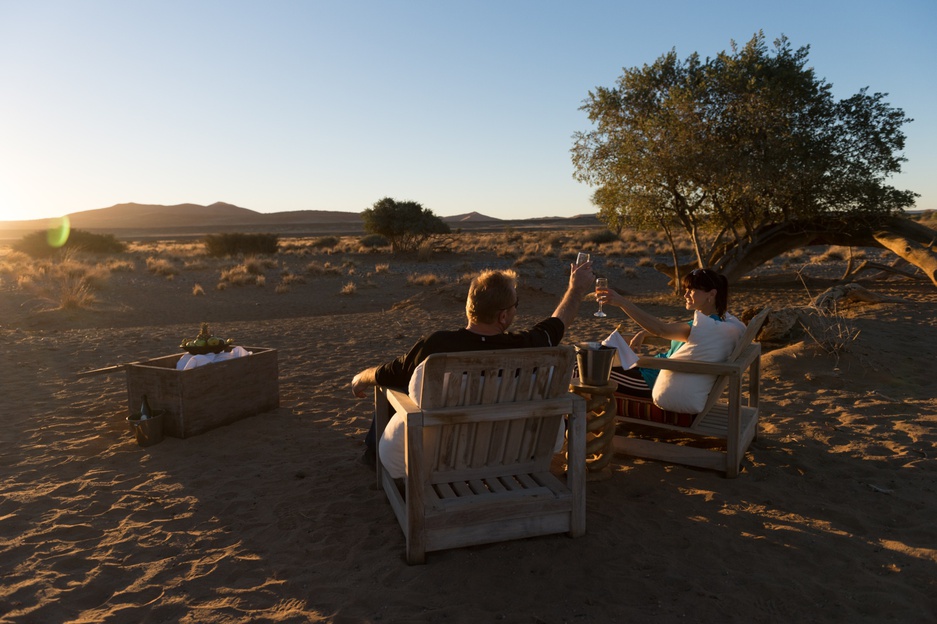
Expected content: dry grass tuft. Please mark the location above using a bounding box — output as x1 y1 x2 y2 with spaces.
513 254 546 268
305 260 343 276
219 265 262 287
407 273 446 286
279 272 306 286
146 257 179 277
192 283 205 296
3 249 111 311
341 281 357 295
104 259 136 272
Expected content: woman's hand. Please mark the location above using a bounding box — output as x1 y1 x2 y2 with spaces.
596 286 625 309
629 330 647 351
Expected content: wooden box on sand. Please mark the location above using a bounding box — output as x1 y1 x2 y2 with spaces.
125 347 279 438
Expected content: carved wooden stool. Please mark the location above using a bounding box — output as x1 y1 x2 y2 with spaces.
569 380 617 480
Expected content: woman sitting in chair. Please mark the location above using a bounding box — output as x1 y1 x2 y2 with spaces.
596 268 745 400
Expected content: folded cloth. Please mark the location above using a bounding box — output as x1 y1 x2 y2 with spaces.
176 346 252 370
602 330 639 369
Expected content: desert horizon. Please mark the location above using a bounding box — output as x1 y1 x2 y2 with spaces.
0 201 608 244
1 225 935 622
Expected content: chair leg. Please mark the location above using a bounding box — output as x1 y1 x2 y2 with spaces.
374 387 390 489
567 396 587 537
405 417 428 564
725 375 743 478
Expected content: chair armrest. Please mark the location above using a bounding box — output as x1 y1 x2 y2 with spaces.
635 355 746 376
380 385 420 416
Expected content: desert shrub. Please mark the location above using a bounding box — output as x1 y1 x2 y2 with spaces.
204 232 278 257
585 229 620 245
341 281 357 295
311 236 340 250
374 263 391 274
541 232 567 248
502 228 523 245
192 283 205 296
13 228 125 258
359 233 389 248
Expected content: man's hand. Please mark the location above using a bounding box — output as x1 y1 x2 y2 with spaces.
351 367 378 398
550 260 595 328
569 260 595 295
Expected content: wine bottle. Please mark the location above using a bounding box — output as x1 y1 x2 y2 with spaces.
140 395 152 420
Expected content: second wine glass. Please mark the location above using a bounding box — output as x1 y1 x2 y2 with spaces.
594 278 608 317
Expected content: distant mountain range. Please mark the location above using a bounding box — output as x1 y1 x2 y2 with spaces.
0 202 503 229
0 202 600 240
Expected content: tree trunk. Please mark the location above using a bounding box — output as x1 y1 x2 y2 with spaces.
873 222 937 287
653 215 937 288
715 216 937 287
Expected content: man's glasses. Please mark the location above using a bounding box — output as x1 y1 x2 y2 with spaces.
501 298 519 311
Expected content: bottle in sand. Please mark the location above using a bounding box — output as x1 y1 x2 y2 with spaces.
139 395 152 420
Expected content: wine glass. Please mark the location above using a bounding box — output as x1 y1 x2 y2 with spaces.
575 252 590 267
594 278 608 317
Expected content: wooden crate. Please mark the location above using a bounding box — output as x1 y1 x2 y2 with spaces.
125 347 279 439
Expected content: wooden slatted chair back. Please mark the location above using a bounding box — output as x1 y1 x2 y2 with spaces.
414 346 575 477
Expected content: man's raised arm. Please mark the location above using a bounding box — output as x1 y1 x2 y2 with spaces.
551 261 594 329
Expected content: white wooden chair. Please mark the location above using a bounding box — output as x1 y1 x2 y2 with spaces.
612 307 771 477
374 346 587 564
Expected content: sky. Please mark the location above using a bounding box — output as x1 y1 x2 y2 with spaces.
1 0 934 223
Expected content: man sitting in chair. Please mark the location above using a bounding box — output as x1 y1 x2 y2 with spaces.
351 262 595 466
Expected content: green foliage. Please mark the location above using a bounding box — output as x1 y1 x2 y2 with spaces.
13 228 125 258
572 32 916 277
361 197 450 254
204 233 279 257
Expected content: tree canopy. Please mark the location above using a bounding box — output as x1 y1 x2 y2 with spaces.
361 197 450 254
571 33 918 284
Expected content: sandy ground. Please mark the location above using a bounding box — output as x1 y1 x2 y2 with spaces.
1 247 936 623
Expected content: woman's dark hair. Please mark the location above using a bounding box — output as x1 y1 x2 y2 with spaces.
682 268 729 318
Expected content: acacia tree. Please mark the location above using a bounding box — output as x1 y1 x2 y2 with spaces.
571 33 923 286
361 197 450 254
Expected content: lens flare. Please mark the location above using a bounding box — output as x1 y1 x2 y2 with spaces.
46 216 71 248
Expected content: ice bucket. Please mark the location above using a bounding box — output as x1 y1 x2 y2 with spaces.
575 343 616 386
126 411 165 447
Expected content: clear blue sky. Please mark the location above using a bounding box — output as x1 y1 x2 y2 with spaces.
1 0 934 222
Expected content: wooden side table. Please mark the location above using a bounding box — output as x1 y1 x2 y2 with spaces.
569 380 617 480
